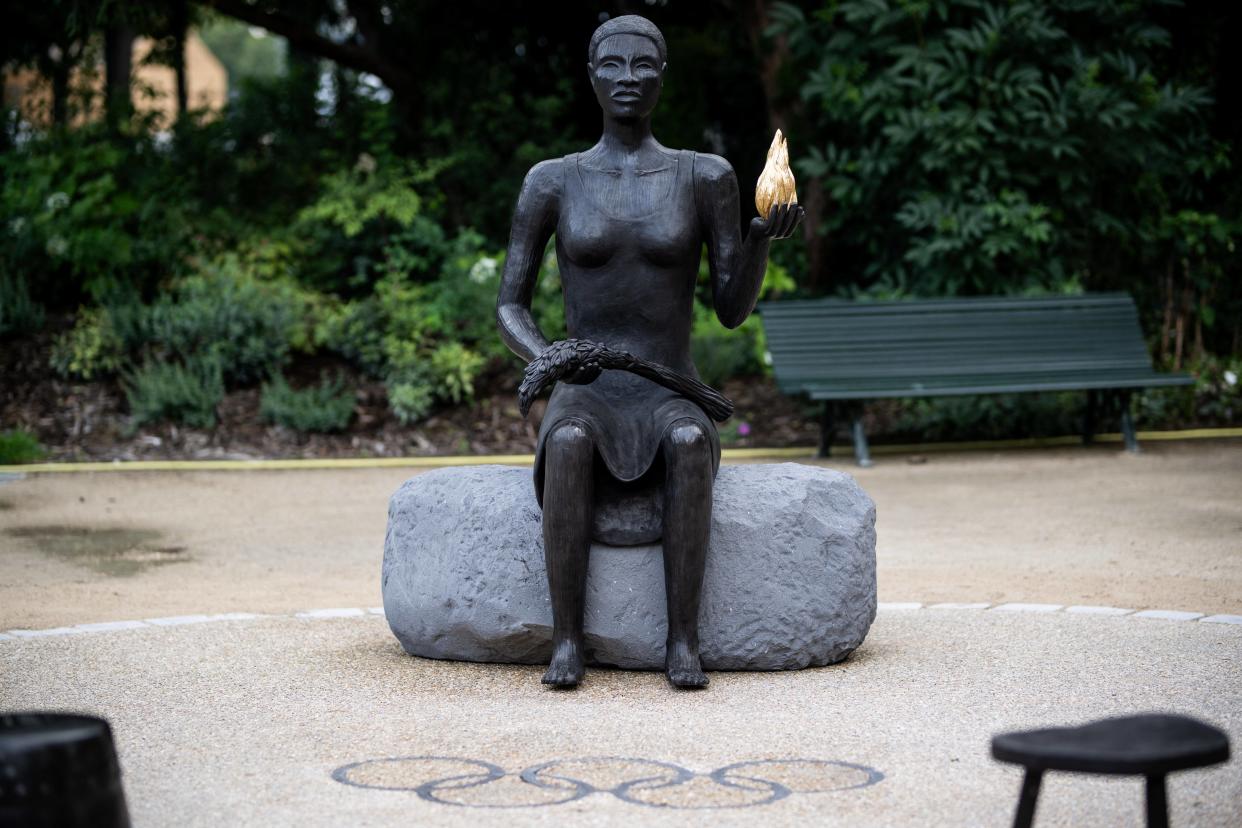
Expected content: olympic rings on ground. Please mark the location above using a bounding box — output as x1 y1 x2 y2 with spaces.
331 755 884 809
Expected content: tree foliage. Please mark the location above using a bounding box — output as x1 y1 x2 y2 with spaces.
769 0 1230 298
2 0 1239 436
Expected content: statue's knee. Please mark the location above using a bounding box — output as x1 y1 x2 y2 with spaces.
547 421 593 458
665 421 709 455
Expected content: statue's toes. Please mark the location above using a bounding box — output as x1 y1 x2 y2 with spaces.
542 662 584 688
666 666 709 689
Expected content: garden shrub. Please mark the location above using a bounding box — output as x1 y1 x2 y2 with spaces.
314 298 388 377
885 393 1083 443
0 430 46 465
293 155 455 295
124 356 225 430
0 274 45 337
427 342 486 405
0 126 196 304
313 234 519 424
260 374 355 433
691 311 764 389
146 259 302 385
50 307 129 380
1136 355 1242 428
386 376 437 425
690 258 792 388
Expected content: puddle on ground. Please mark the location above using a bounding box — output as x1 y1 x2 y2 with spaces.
4 526 190 576
0 500 13 511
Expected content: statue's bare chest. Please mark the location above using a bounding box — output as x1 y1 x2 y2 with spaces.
557 153 700 270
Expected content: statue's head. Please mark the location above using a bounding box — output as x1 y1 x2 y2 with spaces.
587 15 666 121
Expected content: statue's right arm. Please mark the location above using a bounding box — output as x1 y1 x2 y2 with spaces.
497 159 561 363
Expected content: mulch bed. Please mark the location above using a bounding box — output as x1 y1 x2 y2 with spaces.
2 332 823 462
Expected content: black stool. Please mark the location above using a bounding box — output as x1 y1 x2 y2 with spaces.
992 713 1230 828
0 712 131 828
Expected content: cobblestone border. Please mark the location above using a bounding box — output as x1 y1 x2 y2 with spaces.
878 602 1242 624
2 602 1239 643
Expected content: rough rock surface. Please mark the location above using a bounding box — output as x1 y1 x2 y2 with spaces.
382 463 877 671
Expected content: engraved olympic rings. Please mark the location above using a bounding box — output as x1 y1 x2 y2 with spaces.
331 755 884 809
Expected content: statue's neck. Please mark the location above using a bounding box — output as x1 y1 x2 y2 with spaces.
598 116 655 155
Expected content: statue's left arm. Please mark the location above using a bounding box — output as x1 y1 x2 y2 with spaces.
694 153 803 329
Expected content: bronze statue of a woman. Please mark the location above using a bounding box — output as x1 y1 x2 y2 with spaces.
497 15 803 689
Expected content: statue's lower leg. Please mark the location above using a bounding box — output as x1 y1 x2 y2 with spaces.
661 421 712 688
541 422 595 687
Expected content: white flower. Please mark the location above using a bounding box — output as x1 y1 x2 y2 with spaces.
469 256 499 284
1225 370 1238 387
8 217 27 235
46 235 68 257
45 192 70 211
354 152 377 174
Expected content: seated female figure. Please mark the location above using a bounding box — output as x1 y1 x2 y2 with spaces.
497 15 802 688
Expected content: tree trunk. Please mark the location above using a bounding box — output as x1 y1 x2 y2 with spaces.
104 24 134 128
286 47 321 128
802 178 829 292
1174 273 1193 371
1160 258 1174 362
172 0 189 118
50 55 70 127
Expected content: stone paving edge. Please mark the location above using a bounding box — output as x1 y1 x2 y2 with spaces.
4 601 1241 644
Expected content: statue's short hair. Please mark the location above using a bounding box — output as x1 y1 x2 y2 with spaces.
588 15 667 66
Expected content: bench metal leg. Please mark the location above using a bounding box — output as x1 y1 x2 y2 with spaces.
851 418 873 467
1011 769 1043 828
1082 390 1097 445
1119 390 1140 453
1145 774 1168 828
817 401 835 458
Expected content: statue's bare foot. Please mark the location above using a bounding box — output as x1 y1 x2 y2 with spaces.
542 637 585 687
665 640 708 688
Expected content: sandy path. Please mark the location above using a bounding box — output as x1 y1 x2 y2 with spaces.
2 440 1240 629
3 610 1239 826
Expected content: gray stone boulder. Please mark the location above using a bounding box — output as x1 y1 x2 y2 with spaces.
382 463 876 671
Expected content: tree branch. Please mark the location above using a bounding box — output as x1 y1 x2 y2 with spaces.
196 0 416 92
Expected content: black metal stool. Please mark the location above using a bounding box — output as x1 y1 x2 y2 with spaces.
0 712 131 828
992 713 1230 828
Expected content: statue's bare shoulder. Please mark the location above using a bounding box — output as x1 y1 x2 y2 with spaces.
692 152 738 196
519 158 564 208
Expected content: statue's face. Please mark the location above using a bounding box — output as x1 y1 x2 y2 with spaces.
589 34 664 120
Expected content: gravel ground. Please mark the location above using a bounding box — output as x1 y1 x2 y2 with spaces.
1 439 1240 825
2 610 1239 827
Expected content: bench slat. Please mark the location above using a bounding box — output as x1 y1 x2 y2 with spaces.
799 373 1192 399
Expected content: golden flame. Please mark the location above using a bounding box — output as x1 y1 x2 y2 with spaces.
755 129 798 218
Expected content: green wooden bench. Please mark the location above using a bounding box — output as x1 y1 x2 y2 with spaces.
757 293 1192 466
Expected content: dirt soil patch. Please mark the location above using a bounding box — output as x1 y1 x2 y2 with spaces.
2 330 821 462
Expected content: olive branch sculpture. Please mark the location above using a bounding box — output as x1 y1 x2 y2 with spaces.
518 339 734 423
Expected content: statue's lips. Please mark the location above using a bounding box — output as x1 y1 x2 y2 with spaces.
611 92 642 101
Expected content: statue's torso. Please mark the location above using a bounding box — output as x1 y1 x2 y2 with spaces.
555 150 701 373
532 148 720 501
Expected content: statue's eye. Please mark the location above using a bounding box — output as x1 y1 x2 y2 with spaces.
599 58 621 69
